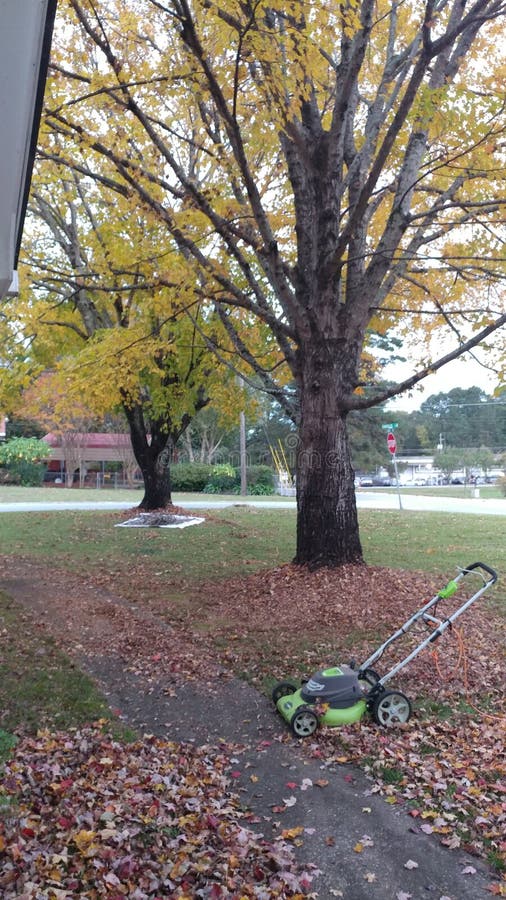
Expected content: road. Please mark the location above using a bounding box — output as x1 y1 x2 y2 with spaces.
0 491 504 515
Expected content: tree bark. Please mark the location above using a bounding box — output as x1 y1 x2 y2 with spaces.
294 349 363 568
123 403 174 510
137 448 172 509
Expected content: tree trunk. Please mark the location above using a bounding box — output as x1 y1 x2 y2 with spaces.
123 404 174 510
137 445 172 509
294 350 363 568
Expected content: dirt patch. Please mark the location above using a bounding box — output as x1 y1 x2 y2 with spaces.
0 555 224 685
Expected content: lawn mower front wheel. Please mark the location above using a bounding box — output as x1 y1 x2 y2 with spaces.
290 706 319 738
372 690 412 727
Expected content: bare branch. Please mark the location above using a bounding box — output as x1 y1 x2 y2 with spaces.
347 312 506 411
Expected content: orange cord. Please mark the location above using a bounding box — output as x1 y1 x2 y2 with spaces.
430 626 505 724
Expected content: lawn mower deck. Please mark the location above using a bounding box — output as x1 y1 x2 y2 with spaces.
273 664 403 736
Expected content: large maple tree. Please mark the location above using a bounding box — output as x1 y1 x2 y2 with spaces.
36 0 506 564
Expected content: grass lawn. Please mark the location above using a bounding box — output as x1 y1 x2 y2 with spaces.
0 483 502 503
0 485 142 503
381 483 504 500
0 589 134 763
0 592 114 733
0 502 504 584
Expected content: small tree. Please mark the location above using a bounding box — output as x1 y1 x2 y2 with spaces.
435 448 465 483
19 375 98 488
180 409 228 465
469 446 495 480
0 437 50 485
11 158 260 509
110 433 138 487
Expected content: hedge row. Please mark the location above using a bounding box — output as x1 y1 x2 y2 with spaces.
170 463 275 494
0 460 277 493
0 462 45 486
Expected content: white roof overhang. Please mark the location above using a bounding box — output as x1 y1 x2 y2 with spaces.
0 0 56 298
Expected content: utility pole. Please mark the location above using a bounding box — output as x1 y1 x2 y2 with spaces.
239 410 247 495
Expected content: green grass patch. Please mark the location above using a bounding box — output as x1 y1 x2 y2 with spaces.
360 509 506 587
487 850 506 873
0 592 132 757
0 507 297 582
0 485 141 503
379 766 406 785
0 730 17 760
377 485 503 500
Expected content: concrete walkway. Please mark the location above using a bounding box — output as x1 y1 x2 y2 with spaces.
0 492 504 515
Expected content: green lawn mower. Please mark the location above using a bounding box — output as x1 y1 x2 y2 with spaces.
272 562 497 737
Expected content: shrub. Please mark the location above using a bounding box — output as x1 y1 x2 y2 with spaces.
247 482 273 495
0 461 45 486
203 482 240 494
243 465 275 492
0 437 49 466
204 463 239 493
0 437 47 486
171 463 213 492
170 462 275 494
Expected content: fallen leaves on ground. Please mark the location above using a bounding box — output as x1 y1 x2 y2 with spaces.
186 563 505 872
0 725 316 898
308 712 506 871
1 552 505 877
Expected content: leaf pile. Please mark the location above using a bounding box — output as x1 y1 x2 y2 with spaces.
1 552 504 878
189 563 505 705
0 726 315 898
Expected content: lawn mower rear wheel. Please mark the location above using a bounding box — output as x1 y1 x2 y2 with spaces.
372 690 411 726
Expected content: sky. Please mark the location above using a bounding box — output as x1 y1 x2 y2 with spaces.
383 349 503 413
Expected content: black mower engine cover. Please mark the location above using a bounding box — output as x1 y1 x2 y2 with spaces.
301 664 365 709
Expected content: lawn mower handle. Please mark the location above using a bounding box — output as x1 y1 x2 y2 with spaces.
463 561 498 585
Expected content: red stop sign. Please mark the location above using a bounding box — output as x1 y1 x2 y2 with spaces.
387 432 396 454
